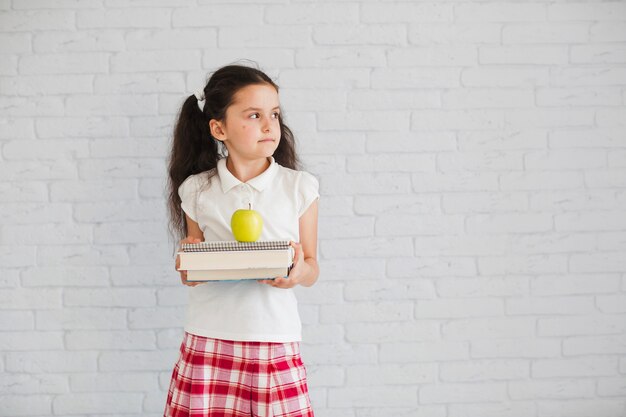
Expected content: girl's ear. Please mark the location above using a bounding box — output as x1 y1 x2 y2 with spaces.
209 120 226 142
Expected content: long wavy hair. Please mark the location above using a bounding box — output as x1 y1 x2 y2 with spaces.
166 62 299 253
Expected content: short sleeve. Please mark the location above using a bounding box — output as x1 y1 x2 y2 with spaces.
178 175 200 222
297 171 320 217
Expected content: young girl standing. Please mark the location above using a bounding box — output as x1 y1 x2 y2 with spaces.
164 63 319 417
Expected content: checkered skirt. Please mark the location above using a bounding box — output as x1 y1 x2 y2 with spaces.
164 332 314 417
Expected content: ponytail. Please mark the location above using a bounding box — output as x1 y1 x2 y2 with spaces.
166 93 223 250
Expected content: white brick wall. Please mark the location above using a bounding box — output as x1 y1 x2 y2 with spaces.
1 0 625 415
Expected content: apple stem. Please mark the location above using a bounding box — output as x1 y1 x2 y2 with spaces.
249 203 251 210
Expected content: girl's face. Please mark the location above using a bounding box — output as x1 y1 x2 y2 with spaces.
211 83 281 162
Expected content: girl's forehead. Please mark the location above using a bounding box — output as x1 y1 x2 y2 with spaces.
232 84 280 109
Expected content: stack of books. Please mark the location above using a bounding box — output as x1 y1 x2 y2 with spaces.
177 240 294 282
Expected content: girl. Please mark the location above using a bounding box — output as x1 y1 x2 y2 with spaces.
164 63 319 417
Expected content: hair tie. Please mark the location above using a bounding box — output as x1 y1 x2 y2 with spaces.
194 89 205 112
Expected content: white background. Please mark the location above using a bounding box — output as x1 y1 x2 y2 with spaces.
1 0 625 416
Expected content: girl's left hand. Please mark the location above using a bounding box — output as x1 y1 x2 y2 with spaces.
258 241 304 289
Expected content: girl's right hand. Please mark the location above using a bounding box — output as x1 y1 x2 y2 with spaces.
176 236 203 287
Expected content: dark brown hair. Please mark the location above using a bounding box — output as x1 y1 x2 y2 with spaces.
166 62 299 252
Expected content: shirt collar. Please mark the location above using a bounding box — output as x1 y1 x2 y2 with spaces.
217 156 278 194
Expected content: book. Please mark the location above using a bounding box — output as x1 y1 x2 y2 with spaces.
181 240 292 252
177 240 294 282
186 267 290 281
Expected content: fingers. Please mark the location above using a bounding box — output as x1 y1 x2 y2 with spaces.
258 277 294 289
179 236 202 250
180 275 200 287
181 270 196 286
289 241 302 266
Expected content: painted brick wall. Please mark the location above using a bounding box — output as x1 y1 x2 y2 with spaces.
1 0 625 416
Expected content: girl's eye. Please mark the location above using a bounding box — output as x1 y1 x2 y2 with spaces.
249 112 280 119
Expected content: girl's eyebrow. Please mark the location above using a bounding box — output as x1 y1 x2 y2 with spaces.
241 106 281 112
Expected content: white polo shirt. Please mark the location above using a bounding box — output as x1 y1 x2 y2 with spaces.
178 156 319 342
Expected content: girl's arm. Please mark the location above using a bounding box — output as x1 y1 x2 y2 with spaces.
260 199 319 288
184 214 205 242
296 199 319 287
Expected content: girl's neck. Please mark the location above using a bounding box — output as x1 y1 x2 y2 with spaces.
225 155 271 183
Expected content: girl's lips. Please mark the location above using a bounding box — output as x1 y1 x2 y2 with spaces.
258 138 274 142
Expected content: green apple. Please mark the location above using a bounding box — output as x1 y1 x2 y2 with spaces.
231 204 263 242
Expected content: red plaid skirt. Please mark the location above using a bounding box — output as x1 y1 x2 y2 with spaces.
164 332 314 417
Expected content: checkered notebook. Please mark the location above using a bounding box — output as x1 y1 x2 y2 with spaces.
181 240 291 253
